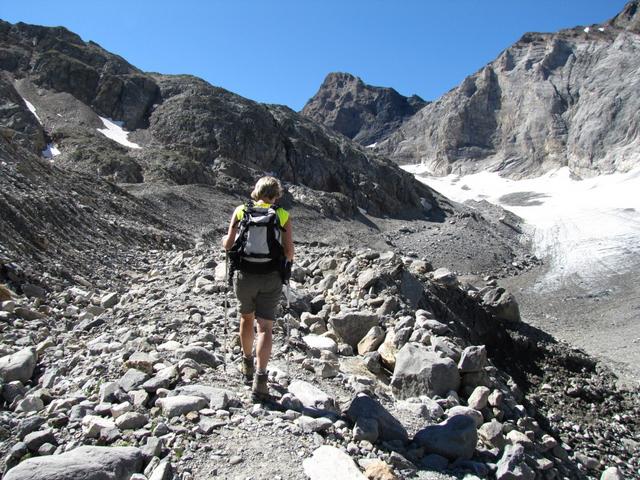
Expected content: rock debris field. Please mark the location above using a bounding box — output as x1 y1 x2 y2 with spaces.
1 242 639 480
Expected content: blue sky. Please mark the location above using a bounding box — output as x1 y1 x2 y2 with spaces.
1 0 629 111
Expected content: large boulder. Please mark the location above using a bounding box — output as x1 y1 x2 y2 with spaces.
413 415 478 460
0 348 37 383
4 446 144 480
390 343 460 399
482 288 520 322
345 393 408 443
329 311 380 348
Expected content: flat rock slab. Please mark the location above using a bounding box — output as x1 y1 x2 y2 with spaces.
175 384 235 410
4 445 144 480
303 445 367 480
156 395 207 418
288 380 337 414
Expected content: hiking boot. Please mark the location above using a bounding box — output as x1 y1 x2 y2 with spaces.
252 371 270 401
238 356 254 384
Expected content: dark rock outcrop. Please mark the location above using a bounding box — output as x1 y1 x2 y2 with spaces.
376 1 640 178
301 72 426 146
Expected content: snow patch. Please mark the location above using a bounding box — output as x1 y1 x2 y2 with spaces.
584 27 591 33
598 27 605 32
358 207 368 215
42 144 61 160
97 117 142 149
404 165 640 291
366 143 378 148
22 98 43 125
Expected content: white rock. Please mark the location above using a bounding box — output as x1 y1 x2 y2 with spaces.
303 446 367 479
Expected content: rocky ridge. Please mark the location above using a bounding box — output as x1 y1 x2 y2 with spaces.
0 20 442 219
1 243 638 480
301 72 427 147
366 1 640 178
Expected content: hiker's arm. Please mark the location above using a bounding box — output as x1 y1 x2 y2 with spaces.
283 219 294 262
221 212 238 251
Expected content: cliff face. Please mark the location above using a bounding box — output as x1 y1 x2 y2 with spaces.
372 1 640 178
301 72 426 147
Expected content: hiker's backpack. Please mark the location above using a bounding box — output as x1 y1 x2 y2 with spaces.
230 202 285 274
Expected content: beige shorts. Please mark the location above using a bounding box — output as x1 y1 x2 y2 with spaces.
233 270 282 320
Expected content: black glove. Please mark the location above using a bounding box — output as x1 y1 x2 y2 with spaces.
281 259 293 284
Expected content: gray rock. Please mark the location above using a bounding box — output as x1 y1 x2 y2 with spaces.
496 444 535 480
328 311 379 348
288 380 337 414
0 347 37 383
298 416 334 433
4 445 144 480
357 326 385 355
17 416 46 440
175 384 234 410
420 453 449 471
303 335 338 353
353 417 379 443
177 346 220 368
142 365 179 392
100 292 119 308
363 351 382 374
114 412 148 430
198 417 227 434
390 343 460 399
345 393 408 443
22 284 47 299
458 346 488 373
119 369 149 393
467 386 491 410
601 467 624 480
23 429 57 452
431 268 458 286
413 414 478 460
3 381 27 404
156 395 207 418
482 288 520 322
148 461 173 480
478 420 506 449
397 398 444 421
446 406 483 427
303 445 368 480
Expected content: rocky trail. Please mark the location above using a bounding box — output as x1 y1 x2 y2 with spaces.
1 241 638 480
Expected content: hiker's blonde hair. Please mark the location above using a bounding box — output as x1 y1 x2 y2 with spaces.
251 176 283 202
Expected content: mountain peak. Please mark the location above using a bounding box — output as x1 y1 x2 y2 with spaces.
302 73 426 146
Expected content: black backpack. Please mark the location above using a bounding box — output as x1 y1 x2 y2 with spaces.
229 202 285 275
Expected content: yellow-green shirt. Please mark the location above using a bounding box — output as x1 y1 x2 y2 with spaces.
234 201 289 228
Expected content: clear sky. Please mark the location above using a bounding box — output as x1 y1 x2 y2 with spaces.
1 0 630 111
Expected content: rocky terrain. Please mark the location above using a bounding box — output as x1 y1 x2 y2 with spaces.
301 72 426 147
1 242 638 480
357 1 640 178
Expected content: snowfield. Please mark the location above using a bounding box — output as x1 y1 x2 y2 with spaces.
404 165 640 292
97 117 142 149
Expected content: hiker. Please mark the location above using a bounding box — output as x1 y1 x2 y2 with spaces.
221 176 294 400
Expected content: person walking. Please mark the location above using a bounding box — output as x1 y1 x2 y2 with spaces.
221 176 294 400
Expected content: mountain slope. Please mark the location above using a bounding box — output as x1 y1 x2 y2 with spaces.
373 1 640 178
301 72 426 147
0 20 443 219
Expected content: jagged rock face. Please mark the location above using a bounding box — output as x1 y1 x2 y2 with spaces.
0 20 158 130
144 74 439 217
301 72 426 146
377 1 640 178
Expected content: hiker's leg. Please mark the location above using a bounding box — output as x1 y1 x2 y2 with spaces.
255 317 273 371
239 312 256 358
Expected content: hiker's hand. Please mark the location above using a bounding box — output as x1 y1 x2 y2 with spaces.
282 260 293 283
